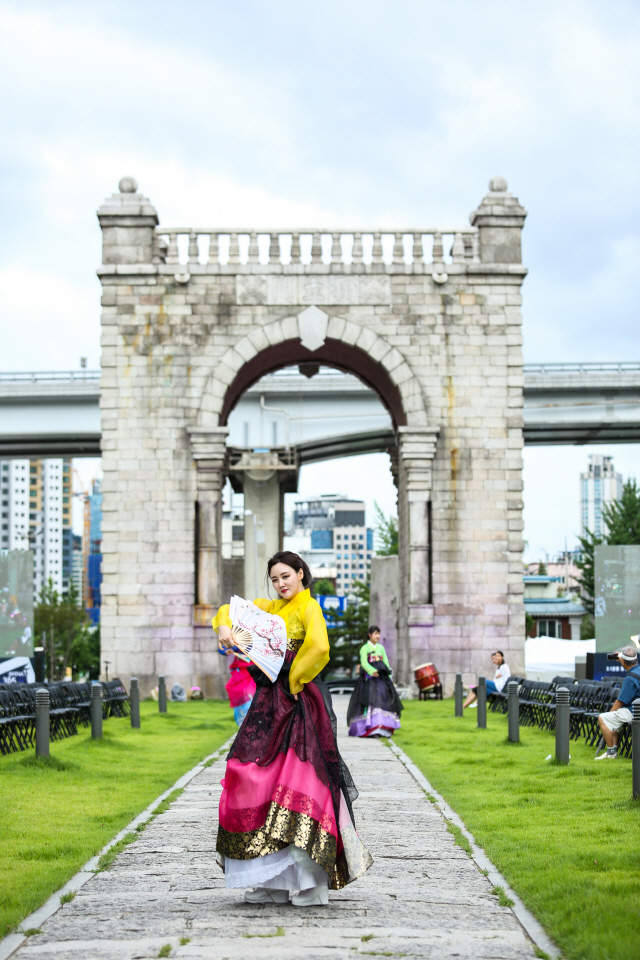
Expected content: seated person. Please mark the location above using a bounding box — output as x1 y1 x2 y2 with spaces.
596 645 640 759
463 651 510 708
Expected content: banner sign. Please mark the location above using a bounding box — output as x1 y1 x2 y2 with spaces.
0 551 34 658
594 545 640 653
317 595 348 628
587 652 628 683
0 656 35 683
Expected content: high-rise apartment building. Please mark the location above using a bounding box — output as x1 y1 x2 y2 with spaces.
285 495 373 596
86 478 103 624
1 460 30 550
0 458 72 596
580 454 622 538
72 533 83 600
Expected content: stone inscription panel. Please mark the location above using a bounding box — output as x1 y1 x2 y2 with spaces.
236 275 391 306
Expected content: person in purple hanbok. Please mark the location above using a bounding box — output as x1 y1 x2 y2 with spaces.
347 626 403 738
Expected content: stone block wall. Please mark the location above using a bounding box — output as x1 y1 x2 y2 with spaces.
97 177 527 696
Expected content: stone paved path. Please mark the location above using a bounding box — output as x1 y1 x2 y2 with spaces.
15 699 536 959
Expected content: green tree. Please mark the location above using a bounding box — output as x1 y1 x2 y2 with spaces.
312 578 334 597
374 502 398 556
537 560 547 575
525 612 536 637
575 529 605 617
601 477 640 544
325 580 370 676
34 579 97 680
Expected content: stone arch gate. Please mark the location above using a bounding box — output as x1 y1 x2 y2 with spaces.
97 176 527 696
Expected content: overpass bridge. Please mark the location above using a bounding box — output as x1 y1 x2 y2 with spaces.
0 361 639 460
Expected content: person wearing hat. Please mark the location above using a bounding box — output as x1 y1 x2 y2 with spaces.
596 645 640 759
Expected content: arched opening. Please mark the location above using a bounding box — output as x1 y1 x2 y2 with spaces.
215 347 403 679
219 339 407 430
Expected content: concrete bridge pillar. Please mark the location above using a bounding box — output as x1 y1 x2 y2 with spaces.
188 428 228 616
228 451 298 600
397 427 439 684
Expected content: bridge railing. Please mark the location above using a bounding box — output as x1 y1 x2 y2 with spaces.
524 362 640 375
0 370 101 382
153 228 479 267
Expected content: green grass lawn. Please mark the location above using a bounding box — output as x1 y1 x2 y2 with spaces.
395 700 640 960
0 699 236 938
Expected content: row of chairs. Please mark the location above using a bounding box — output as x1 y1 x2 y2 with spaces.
0 679 130 756
488 676 630 758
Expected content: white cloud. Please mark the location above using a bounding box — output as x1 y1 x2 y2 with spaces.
0 265 99 370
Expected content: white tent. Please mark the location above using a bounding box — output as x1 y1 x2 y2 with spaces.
525 637 595 679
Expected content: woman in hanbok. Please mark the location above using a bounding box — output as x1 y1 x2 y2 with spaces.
213 550 373 906
347 626 403 738
218 646 256 725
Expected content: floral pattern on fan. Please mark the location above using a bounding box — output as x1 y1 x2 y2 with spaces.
229 596 287 682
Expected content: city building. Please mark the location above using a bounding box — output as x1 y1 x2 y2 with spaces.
580 454 622 538
72 533 83 600
221 487 245 560
1 457 72 596
1 460 30 551
86 479 103 623
284 495 373 596
524 575 586 640
525 549 583 594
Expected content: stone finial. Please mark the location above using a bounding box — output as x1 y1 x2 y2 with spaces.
119 176 138 194
97 179 159 265
489 175 508 193
469 178 527 264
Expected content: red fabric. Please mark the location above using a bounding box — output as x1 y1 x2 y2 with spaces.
220 749 337 838
225 658 256 708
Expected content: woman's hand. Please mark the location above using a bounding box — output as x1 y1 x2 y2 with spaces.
217 625 233 651
372 670 379 677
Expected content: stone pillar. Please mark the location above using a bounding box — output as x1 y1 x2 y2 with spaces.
97 176 159 264
228 451 298 600
188 428 228 621
569 616 583 641
469 176 527 264
370 556 400 672
397 426 438 684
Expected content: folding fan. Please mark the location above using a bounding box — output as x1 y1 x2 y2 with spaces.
228 596 287 682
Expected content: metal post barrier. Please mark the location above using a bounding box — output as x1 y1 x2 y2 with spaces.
477 676 487 729
158 675 167 714
507 680 519 743
130 677 140 728
454 673 463 716
91 682 103 739
555 686 570 764
35 688 50 758
632 698 640 800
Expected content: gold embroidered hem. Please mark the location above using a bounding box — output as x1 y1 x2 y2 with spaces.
217 800 337 879
286 637 303 653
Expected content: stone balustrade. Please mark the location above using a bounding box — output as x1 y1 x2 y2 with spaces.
153 226 479 268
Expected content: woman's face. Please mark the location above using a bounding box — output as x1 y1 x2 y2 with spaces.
270 562 305 599
370 631 381 644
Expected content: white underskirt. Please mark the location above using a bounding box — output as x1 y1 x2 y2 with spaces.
224 845 329 891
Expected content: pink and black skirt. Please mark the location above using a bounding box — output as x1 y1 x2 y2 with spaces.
216 650 372 889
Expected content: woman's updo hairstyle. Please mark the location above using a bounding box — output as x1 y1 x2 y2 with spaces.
267 551 312 589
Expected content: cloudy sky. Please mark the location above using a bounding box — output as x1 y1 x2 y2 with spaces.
1 0 639 556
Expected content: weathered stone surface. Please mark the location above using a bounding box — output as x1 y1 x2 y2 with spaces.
15 700 535 960
97 176 528 697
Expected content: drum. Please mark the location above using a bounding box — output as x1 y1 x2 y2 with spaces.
414 662 440 691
